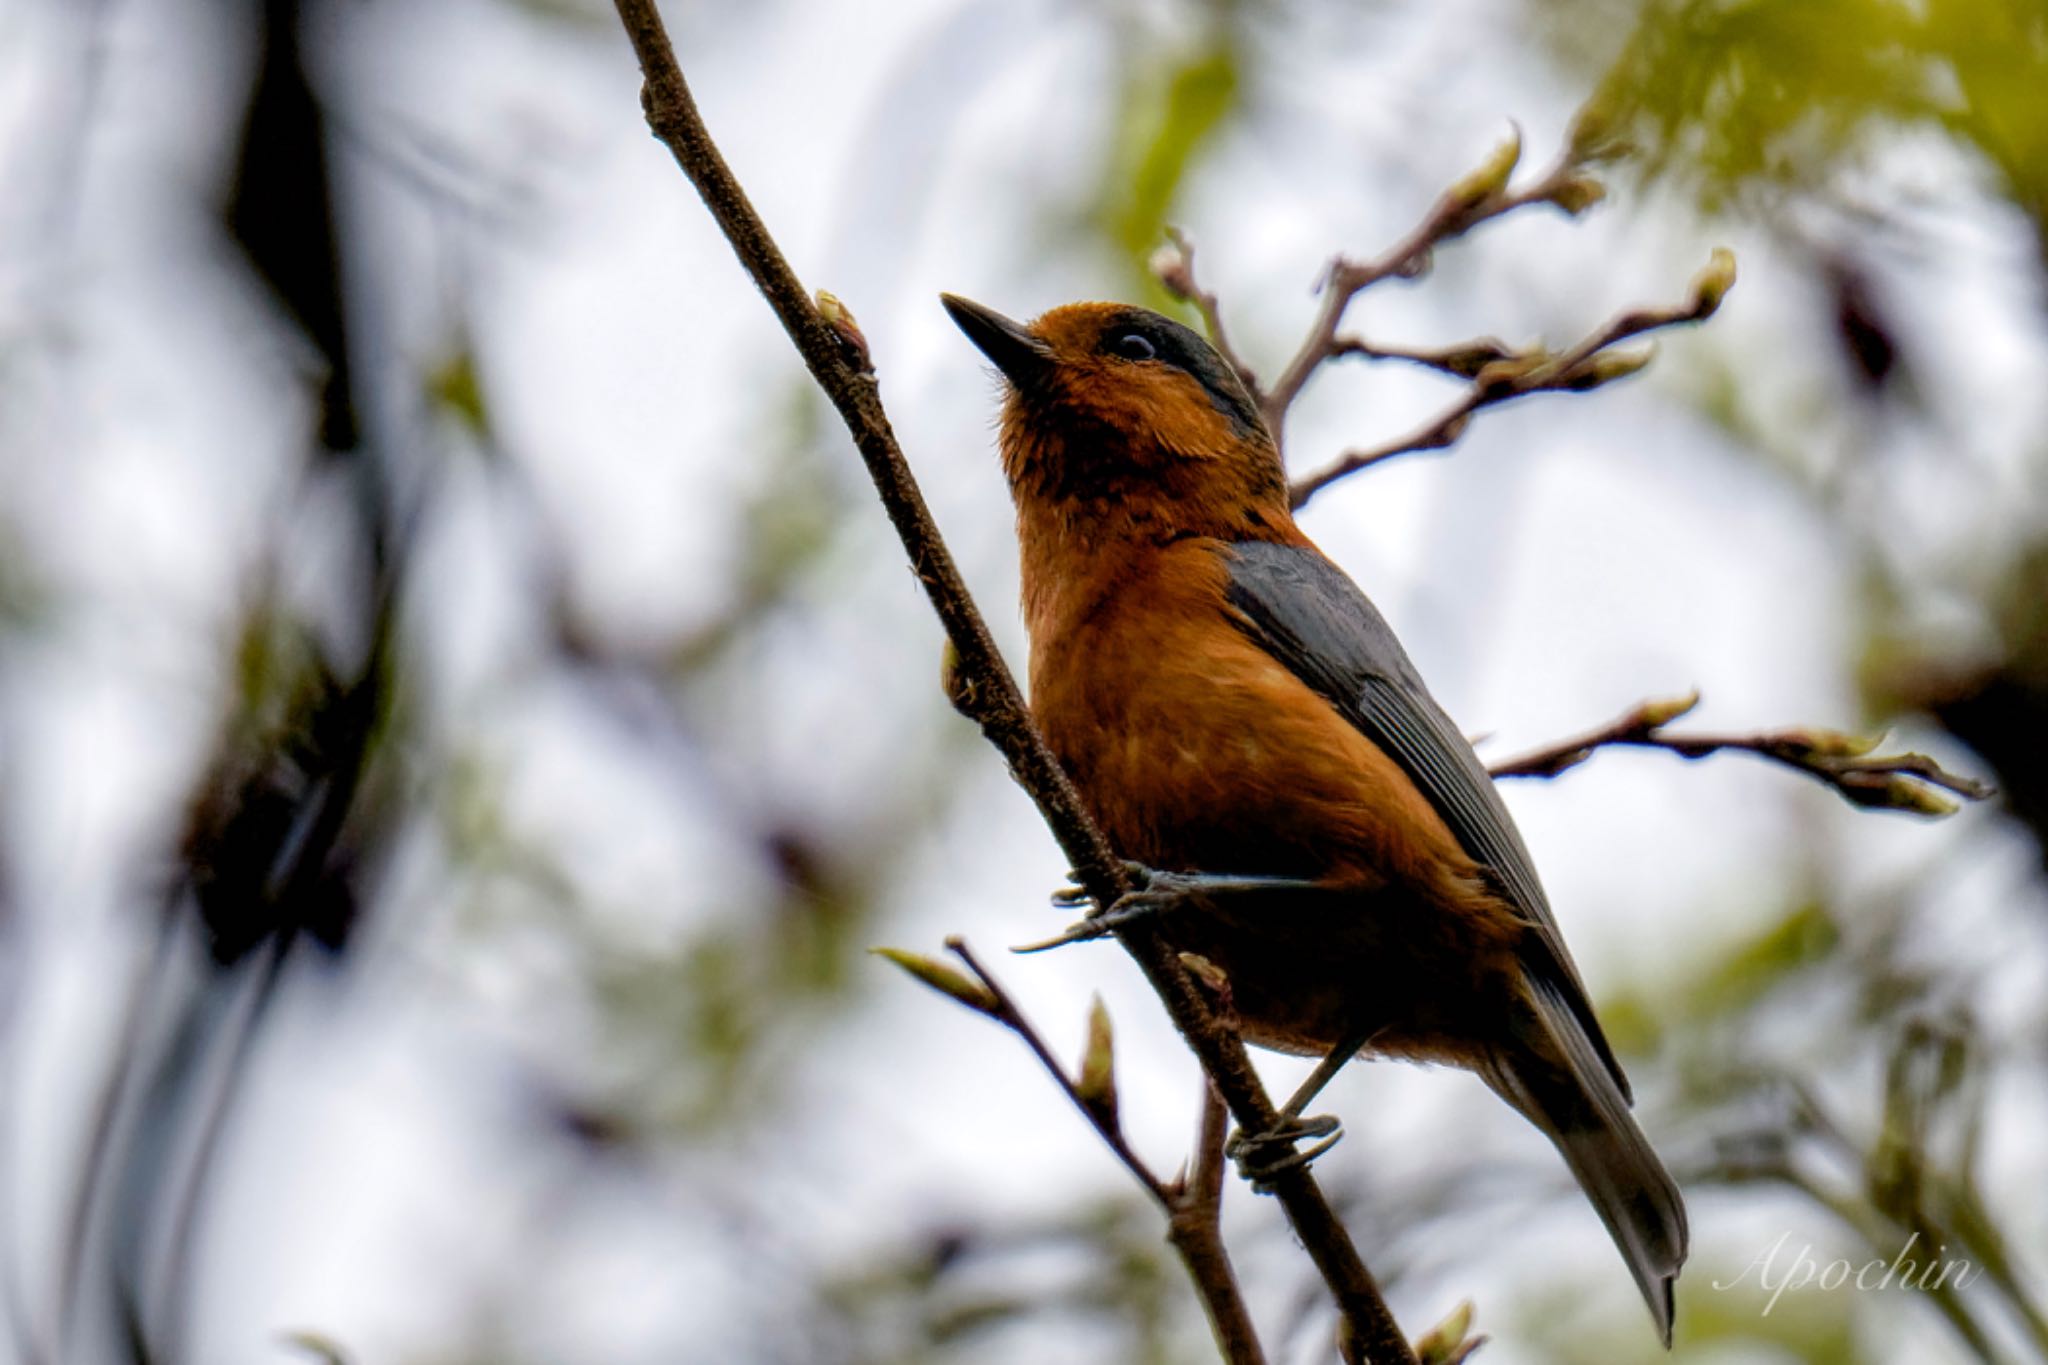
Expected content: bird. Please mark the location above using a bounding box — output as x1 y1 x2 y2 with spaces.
941 292 1689 1346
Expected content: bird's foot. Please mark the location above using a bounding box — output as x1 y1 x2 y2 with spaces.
1020 863 1294 953
1225 1113 1344 1192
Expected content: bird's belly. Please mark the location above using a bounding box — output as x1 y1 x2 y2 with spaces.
1034 599 1525 1068
1157 881 1517 1068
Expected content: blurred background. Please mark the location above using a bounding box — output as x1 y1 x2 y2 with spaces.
1 0 2044 1362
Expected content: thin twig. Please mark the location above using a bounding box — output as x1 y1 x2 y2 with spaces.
1486 691 1993 817
1328 335 1519 379
609 7 1416 1360
1261 130 1599 437
1288 256 1732 508
1187 1077 1231 1221
946 940 1169 1198
1165 1077 1263 1362
1155 227 1262 402
947 941 1269 1365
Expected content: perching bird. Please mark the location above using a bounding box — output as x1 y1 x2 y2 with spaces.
942 293 1689 1346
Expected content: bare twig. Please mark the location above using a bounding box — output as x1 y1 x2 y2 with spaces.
1146 124 1714 511
1486 691 1993 817
609 6 1416 1360
1186 1077 1231 1224
1155 227 1262 402
940 941 1269 1365
1329 335 1520 379
1261 127 1604 437
1287 250 1735 508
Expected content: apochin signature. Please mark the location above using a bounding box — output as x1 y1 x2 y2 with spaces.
1714 1231 1980 1315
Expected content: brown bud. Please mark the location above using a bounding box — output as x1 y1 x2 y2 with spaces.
1151 228 1197 300
815 289 873 373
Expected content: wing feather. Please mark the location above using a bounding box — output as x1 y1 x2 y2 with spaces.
1221 539 1628 1097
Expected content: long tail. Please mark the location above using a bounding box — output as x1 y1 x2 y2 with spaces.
1483 975 1689 1347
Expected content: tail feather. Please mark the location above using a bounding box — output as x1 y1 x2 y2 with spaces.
1484 975 1689 1347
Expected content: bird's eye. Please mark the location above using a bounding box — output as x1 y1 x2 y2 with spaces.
1110 331 1157 362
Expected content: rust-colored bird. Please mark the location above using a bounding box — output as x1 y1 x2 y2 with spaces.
943 293 1688 1345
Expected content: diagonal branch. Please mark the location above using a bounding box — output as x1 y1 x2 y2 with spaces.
1486 691 1994 816
608 5 1417 1361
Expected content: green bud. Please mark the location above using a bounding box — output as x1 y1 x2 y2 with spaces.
1178 952 1231 996
1836 774 1961 818
1561 344 1656 391
940 640 976 717
1545 172 1606 216
1434 338 1520 378
1474 354 1542 396
815 289 873 372
1688 247 1738 320
1076 994 1119 1125
1807 728 1885 758
1881 776 1962 817
1636 689 1703 729
1414 1299 1484 1365
872 947 1000 1016
1443 124 1523 219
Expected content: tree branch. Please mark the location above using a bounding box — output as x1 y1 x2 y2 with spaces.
1486 691 1994 816
1259 127 1605 438
928 940 1269 1365
1154 227 1262 403
1287 249 1735 508
609 5 1415 1360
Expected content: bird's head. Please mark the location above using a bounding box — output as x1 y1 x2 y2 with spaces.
941 295 1290 537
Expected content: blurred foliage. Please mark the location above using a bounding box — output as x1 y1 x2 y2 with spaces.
1867 537 2048 873
1556 0 2048 250
1086 2 1255 304
822 1196 1208 1365
1097 41 1240 290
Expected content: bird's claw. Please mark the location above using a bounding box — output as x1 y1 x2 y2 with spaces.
1011 889 1173 954
1026 863 1197 954
1051 860 1164 911
1225 1114 1344 1192
1010 918 1114 953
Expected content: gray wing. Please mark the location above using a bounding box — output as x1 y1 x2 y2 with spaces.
1221 539 1628 1096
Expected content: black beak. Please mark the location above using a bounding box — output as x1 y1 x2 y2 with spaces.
941 293 1053 389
